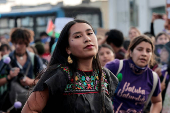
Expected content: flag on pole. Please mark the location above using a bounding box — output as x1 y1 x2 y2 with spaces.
46 19 60 39
46 19 54 33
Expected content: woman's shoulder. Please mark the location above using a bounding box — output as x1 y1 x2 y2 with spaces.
104 59 119 72
105 59 128 68
42 64 68 74
105 59 127 75
102 67 118 80
43 64 70 80
105 59 120 66
45 64 70 75
33 64 70 92
102 67 119 96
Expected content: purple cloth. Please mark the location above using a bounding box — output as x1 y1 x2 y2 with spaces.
105 59 161 112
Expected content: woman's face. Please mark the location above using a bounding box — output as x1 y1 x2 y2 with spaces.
160 48 169 63
67 23 98 59
129 28 140 40
156 34 169 45
130 41 152 68
98 47 115 67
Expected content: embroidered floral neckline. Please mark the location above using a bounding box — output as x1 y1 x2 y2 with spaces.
61 66 109 95
78 69 93 72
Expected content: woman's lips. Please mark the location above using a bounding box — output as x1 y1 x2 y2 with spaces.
84 45 94 49
140 58 146 63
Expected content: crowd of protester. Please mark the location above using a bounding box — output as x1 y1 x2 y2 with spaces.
0 12 170 113
97 13 170 113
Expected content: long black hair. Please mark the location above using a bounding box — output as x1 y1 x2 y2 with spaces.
46 19 103 111
38 19 102 93
31 19 105 113
46 19 102 75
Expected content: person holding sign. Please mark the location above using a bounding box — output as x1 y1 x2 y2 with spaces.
105 35 162 113
150 13 169 37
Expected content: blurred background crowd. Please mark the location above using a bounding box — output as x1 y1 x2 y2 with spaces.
0 0 170 113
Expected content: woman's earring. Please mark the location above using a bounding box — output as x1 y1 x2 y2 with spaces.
68 55 73 64
94 55 96 59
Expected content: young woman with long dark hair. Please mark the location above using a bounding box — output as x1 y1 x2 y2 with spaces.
21 19 118 113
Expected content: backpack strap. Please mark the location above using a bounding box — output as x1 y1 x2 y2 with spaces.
143 71 158 110
23 61 31 81
28 52 35 67
27 52 35 78
116 60 123 76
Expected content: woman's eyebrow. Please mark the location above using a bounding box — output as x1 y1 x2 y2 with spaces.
72 29 92 36
136 47 143 49
146 48 152 50
72 31 81 36
86 29 93 32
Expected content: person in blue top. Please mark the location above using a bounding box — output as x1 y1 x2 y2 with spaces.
105 35 162 113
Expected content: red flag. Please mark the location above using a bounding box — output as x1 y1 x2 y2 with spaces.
46 19 54 33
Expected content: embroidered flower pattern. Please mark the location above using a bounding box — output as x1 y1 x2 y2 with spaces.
61 66 109 94
82 76 85 81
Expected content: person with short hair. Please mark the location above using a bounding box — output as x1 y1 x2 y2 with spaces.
106 29 126 60
0 28 43 112
39 31 56 54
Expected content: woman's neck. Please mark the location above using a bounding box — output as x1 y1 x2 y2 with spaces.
128 58 148 74
77 58 93 71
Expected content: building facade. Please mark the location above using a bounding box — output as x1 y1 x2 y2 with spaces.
0 0 167 37
108 0 166 38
